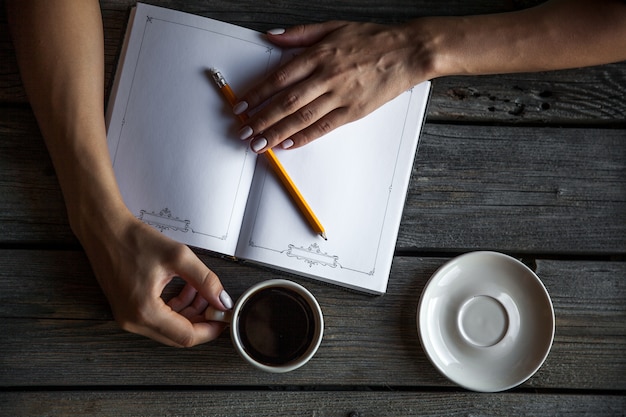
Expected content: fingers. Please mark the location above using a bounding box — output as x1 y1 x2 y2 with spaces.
280 108 350 149
170 245 233 311
235 53 319 120
167 282 209 319
236 21 349 122
93 216 232 347
248 96 351 152
166 282 197 312
243 81 335 151
234 21 417 153
265 21 348 47
236 21 373 152
147 245 232 347
128 299 226 348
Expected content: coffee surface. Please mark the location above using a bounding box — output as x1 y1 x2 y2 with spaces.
238 287 315 366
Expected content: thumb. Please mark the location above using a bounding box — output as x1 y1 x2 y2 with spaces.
173 246 233 311
266 21 348 47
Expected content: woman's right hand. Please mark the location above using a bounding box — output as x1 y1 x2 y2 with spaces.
236 20 434 153
78 209 233 347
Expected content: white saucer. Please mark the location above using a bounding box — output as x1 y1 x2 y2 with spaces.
417 251 554 392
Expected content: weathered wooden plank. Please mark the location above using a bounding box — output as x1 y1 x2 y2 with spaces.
1 0 623 411
1 250 624 389
534 259 626 389
100 0 626 126
0 252 440 387
400 124 626 255
1 391 625 417
2 1 624 125
0 108 75 244
2 107 624 253
100 0 548 19
430 66 626 125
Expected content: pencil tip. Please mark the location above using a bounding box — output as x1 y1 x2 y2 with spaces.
320 232 327 240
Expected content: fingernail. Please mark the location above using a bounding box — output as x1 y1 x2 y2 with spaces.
219 290 233 310
281 139 294 149
267 28 286 35
251 137 267 152
233 101 248 115
239 126 253 140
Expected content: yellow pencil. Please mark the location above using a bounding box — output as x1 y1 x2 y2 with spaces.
210 68 327 240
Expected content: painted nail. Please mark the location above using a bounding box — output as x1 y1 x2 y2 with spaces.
267 28 286 35
219 290 233 310
281 139 294 149
233 101 248 115
239 126 253 140
251 137 268 152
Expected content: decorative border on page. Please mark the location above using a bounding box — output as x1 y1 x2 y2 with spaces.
139 208 189 233
286 243 338 268
138 207 229 240
248 240 375 275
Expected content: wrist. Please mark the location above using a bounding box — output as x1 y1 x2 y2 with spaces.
53 145 133 249
67 184 133 251
404 16 470 80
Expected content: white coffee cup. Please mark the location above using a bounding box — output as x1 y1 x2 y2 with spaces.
205 279 324 373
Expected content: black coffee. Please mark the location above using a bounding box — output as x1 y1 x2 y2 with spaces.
238 287 315 366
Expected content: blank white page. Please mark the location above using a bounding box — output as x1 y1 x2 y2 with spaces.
236 82 431 293
106 4 280 255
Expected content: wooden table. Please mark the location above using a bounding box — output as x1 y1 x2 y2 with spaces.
1 1 625 415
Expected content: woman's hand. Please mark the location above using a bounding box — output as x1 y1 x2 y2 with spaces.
236 20 435 153
80 210 232 347
236 0 626 154
8 0 233 348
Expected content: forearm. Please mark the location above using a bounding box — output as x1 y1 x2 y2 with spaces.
7 0 130 241
7 0 241 347
414 0 626 80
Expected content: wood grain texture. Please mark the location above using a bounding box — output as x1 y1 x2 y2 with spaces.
1 108 624 253
0 108 75 245
429 66 626 125
400 124 626 254
1 251 624 390
2 391 625 417
2 0 624 126
0 0 625 411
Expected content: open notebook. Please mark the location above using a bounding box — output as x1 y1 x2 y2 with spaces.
106 3 431 294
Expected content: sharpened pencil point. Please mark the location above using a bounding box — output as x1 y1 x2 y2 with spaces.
320 232 327 240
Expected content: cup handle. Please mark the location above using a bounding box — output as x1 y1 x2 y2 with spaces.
205 306 233 323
